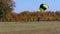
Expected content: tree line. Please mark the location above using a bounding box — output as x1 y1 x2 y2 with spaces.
0 11 60 22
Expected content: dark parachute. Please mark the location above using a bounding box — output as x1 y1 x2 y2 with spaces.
39 4 49 12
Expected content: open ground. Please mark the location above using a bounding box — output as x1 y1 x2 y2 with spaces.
0 21 60 34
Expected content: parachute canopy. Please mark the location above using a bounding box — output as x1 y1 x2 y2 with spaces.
39 4 49 12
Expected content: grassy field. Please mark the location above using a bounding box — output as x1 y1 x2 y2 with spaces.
0 21 60 34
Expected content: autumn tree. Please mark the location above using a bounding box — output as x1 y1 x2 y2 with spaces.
0 0 15 21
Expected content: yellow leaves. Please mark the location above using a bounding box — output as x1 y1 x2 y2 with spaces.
6 13 12 21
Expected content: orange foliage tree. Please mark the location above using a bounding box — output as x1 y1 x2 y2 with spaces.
0 0 15 21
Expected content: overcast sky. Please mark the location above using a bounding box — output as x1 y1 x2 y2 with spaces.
14 0 60 13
